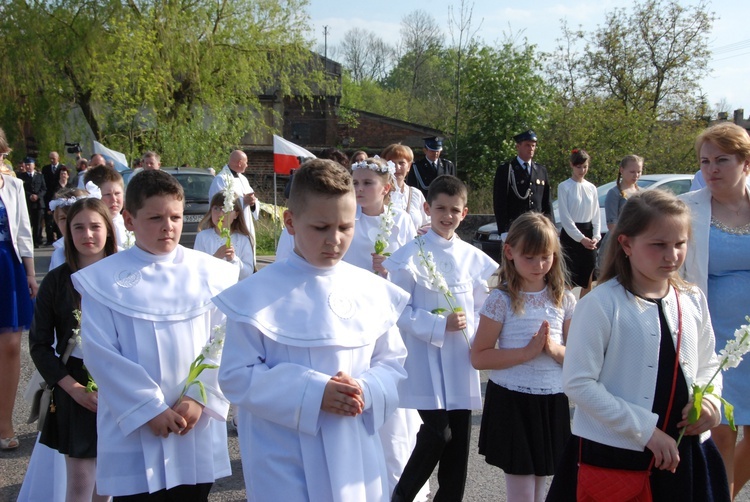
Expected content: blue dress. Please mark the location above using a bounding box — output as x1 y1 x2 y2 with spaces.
707 222 750 424
0 197 34 333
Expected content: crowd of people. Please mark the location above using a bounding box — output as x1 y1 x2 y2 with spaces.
0 124 748 502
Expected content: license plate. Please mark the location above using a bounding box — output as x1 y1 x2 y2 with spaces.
183 214 203 223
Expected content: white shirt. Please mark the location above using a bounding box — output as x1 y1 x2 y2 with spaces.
391 185 430 230
343 205 416 272
557 178 601 242
209 166 260 265
193 229 254 280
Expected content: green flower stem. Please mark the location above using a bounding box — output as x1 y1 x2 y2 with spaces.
676 362 726 447
444 294 471 349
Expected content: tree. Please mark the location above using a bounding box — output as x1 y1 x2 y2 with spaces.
0 0 325 168
338 29 394 83
458 41 551 187
582 0 714 115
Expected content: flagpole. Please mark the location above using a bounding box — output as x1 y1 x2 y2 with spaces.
273 173 279 250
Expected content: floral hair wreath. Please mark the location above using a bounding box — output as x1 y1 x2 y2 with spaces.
48 181 102 211
351 155 398 188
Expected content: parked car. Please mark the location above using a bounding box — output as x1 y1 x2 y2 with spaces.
472 174 694 263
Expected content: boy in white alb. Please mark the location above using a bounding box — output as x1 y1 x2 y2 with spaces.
72 170 238 500
215 159 409 502
384 175 499 501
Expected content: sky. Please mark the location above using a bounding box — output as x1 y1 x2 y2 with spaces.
306 0 750 116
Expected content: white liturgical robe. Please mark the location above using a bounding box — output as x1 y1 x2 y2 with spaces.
384 229 499 410
72 245 239 496
215 253 409 502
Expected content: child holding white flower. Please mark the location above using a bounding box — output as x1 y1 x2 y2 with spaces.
547 190 730 501
30 197 117 502
385 175 498 501
194 191 255 280
471 212 573 502
71 170 238 499
344 156 415 276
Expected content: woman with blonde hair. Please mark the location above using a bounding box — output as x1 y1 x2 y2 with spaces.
681 122 750 499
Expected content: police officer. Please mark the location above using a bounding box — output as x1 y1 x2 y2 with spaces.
407 136 456 197
492 129 554 238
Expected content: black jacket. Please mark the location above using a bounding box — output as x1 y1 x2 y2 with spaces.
29 264 80 386
407 156 456 198
42 164 65 206
20 170 47 210
493 158 554 234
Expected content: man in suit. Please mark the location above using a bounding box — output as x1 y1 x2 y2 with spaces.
19 157 47 247
493 129 554 238
407 136 456 197
41 151 65 245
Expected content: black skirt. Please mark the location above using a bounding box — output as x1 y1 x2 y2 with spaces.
39 356 98 458
560 222 596 288
478 380 571 476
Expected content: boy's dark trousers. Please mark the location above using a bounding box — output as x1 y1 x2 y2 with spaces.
113 483 212 502
391 408 471 502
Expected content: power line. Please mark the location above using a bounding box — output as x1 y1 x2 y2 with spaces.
710 38 750 55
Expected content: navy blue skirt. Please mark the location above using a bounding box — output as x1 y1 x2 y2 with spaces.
0 241 34 333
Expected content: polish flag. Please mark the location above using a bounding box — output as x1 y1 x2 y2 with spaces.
273 135 315 175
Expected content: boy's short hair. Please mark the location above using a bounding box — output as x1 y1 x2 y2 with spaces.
125 169 184 215
381 143 414 164
84 165 124 188
426 175 467 205
288 159 353 212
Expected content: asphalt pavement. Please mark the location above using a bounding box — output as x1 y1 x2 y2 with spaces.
1 247 746 501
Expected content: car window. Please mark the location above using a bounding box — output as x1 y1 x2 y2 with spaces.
655 179 691 196
173 174 212 201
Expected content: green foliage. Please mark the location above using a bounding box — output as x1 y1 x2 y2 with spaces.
256 216 284 256
457 42 552 188
0 0 325 167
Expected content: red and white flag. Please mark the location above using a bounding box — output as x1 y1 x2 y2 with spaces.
273 135 315 175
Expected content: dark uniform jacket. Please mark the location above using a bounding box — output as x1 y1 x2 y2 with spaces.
493 157 554 235
407 157 456 198
42 163 65 208
20 170 47 210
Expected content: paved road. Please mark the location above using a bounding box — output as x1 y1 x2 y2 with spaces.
1 248 746 501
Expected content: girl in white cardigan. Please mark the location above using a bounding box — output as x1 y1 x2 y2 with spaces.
547 190 730 501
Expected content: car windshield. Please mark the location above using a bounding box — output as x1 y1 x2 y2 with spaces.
172 173 212 202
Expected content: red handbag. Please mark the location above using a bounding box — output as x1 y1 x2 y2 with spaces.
576 291 682 502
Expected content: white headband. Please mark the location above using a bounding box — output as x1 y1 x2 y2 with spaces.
351 156 396 177
48 181 102 211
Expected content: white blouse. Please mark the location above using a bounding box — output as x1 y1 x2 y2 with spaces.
557 178 601 242
194 229 254 280
391 185 430 230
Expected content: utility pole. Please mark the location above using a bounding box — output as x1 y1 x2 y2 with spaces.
323 26 329 72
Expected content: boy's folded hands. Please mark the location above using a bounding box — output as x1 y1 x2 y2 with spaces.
322 371 365 417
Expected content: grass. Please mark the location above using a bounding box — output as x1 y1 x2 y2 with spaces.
255 215 284 256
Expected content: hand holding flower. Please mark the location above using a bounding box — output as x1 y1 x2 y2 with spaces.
147 408 188 438
173 396 204 435
677 398 720 437
446 311 467 332
214 243 235 262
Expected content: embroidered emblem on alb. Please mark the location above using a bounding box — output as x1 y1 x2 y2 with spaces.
328 292 356 319
115 269 141 288
437 259 455 275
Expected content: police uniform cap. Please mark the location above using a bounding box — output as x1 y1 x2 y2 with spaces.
423 136 444 151
24 157 35 164
513 130 538 143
